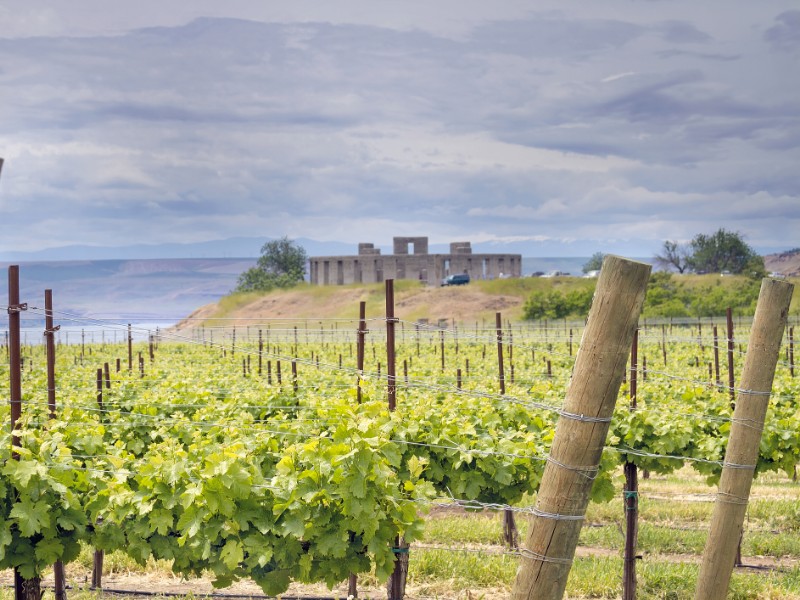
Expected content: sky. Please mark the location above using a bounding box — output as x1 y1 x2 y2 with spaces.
1 0 798 258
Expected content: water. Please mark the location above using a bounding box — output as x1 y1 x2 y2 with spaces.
2 321 176 346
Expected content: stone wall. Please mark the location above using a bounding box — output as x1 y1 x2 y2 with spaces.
309 237 521 286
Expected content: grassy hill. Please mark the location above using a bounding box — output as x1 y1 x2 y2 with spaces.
175 272 800 331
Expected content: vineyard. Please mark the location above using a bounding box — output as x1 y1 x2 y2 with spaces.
1 262 799 599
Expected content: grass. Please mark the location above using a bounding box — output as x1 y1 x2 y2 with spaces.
411 467 800 598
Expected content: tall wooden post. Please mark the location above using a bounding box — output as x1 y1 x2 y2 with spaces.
496 312 506 395
386 280 397 411
9 266 36 600
357 301 366 404
127 323 133 372
695 278 794 600
9 267 47 600
726 307 735 406
512 256 650 600
258 329 263 376
385 280 407 599
44 289 67 600
623 330 639 600
349 305 368 598
44 290 59 418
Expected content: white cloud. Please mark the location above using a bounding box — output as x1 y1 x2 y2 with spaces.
602 72 637 83
346 127 638 174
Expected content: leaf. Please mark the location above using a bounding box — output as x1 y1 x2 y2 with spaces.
0 521 12 561
243 535 273 568
254 568 292 596
149 509 174 535
220 538 244 570
280 514 306 538
408 455 427 479
10 497 51 537
57 509 87 532
34 538 64 564
3 460 43 489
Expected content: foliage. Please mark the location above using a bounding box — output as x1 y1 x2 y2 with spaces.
687 229 762 275
522 287 595 320
582 252 605 274
2 315 799 595
235 237 307 293
640 272 764 318
642 272 691 318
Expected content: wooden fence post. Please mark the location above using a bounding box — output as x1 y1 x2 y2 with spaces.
357 301 366 404
726 307 735 406
695 278 794 600
511 256 650 600
9 265 39 600
496 312 506 395
385 280 407 600
44 289 67 600
623 329 639 600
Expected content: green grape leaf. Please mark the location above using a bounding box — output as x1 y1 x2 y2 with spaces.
220 538 244 570
255 569 292 596
10 497 51 537
3 460 43 489
34 538 64 565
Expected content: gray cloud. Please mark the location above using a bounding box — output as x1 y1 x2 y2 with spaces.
0 3 797 256
764 10 800 50
653 20 712 44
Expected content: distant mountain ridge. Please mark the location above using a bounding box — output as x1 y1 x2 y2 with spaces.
2 236 791 264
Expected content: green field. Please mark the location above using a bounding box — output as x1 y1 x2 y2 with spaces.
2 309 799 598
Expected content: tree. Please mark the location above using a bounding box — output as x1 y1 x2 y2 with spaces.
687 229 761 275
235 237 307 292
582 252 605 274
654 240 691 274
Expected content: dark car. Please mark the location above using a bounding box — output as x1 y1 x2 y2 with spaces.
441 273 470 286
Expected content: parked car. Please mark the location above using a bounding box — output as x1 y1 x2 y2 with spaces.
441 273 470 286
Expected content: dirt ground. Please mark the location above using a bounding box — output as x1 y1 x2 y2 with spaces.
3 544 796 600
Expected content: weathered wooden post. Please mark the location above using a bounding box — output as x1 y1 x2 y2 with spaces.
726 307 735 406
512 256 650 600
44 289 67 600
695 278 794 600
623 330 639 600
357 301 367 404
385 280 407 600
9 265 38 600
496 312 506 394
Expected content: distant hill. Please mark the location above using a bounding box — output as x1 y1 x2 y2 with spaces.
765 249 800 277
0 237 354 262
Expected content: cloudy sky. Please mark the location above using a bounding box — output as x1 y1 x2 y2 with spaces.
1 0 798 257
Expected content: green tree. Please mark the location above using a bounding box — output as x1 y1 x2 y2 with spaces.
687 229 761 275
235 237 307 292
582 252 604 273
